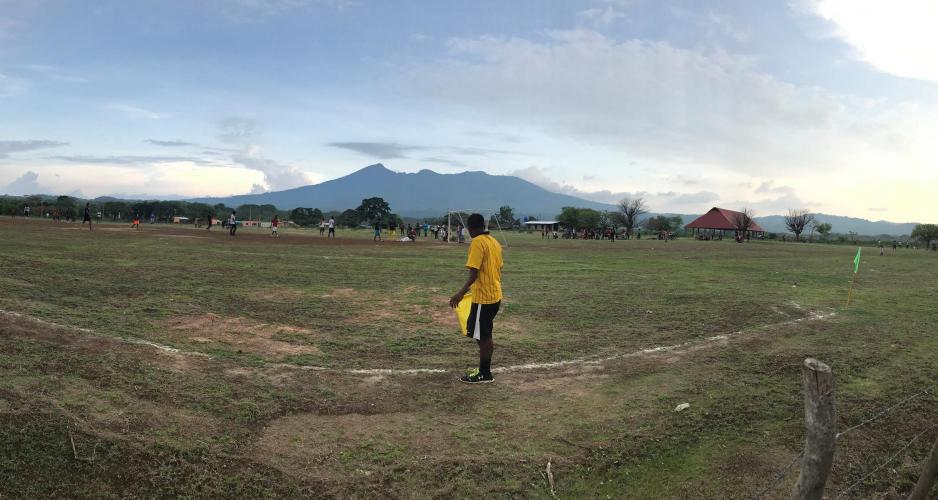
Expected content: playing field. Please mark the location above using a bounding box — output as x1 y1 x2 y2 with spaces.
1 218 936 498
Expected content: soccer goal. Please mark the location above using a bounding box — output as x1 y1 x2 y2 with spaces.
445 208 510 247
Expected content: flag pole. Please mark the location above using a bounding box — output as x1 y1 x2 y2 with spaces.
845 247 862 309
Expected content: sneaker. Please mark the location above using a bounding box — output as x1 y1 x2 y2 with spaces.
460 368 494 384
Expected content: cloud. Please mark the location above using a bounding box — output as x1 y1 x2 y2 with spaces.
0 139 67 158
328 141 427 159
0 72 27 97
23 64 89 83
449 146 515 156
145 139 196 147
106 102 170 120
869 207 888 213
808 0 938 82
51 155 214 165
466 131 525 143
705 11 750 42
508 166 719 208
214 117 313 190
577 6 626 27
725 193 819 216
755 180 795 194
407 29 906 177
204 0 356 23
3 170 41 195
231 153 311 190
217 117 258 145
422 157 465 167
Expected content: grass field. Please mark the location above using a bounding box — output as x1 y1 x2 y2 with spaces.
1 217 937 498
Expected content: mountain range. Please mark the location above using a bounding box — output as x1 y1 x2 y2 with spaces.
184 163 918 236
193 163 616 219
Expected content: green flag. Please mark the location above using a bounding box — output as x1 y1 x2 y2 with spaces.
853 247 861 273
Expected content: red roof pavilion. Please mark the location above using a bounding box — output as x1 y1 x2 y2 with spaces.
685 207 765 233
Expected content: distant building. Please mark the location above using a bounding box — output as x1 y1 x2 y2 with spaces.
685 207 765 239
172 216 190 224
523 220 561 232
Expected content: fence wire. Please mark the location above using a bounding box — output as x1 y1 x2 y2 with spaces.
836 385 936 440
831 423 938 500
748 383 936 499
747 450 804 500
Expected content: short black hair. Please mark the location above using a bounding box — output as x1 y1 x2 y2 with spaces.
467 213 485 230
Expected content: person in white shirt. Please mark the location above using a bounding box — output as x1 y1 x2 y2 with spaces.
328 217 336 238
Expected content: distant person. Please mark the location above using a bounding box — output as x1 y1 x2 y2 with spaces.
879 240 885 256
408 225 417 241
328 217 335 238
373 220 382 241
423 223 429 238
319 220 325 236
82 203 93 231
271 215 280 237
449 213 503 384
892 240 897 252
229 211 237 236
206 214 213 231
132 212 140 229
389 221 396 236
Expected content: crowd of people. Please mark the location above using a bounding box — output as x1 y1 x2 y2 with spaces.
372 222 466 242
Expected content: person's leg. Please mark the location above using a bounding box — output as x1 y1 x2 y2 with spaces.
476 338 494 379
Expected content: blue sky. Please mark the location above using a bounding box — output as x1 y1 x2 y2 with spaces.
2 0 937 221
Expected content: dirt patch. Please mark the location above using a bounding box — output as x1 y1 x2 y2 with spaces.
162 313 320 358
319 288 358 299
255 287 307 301
254 411 463 479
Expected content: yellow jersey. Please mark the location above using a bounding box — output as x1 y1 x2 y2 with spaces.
465 233 503 304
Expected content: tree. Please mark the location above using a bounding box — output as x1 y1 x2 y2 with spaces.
289 207 322 226
732 208 756 241
337 208 360 228
356 197 391 224
557 206 601 230
643 215 669 232
669 216 683 232
492 205 517 228
618 197 648 238
815 222 832 241
784 209 816 241
911 224 938 250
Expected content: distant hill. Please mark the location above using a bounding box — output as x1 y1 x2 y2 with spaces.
192 163 616 218
753 214 917 237
188 164 918 236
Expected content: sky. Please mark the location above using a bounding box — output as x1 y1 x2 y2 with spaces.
1 0 937 221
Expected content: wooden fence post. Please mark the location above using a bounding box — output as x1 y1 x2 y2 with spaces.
908 434 938 500
791 358 836 500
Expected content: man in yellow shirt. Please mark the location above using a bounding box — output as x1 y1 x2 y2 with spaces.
449 213 503 383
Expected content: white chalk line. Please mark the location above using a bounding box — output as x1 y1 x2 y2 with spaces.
0 306 836 376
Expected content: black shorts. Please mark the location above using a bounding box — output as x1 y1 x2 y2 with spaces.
465 301 500 341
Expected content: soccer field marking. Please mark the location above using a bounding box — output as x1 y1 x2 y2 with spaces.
0 307 836 376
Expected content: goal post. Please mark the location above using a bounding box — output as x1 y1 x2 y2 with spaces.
445 208 509 248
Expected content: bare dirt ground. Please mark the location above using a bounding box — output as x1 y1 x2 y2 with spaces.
0 304 829 498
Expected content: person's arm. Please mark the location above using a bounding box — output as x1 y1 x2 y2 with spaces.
450 268 479 308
